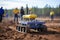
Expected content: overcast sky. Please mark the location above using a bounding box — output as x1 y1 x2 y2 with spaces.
0 0 60 9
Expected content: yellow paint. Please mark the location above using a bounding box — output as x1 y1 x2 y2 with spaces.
23 14 37 19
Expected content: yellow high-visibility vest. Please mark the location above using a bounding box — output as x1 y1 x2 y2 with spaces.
50 11 54 16
13 9 20 14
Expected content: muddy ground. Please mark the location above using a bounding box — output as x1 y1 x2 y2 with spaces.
0 17 60 40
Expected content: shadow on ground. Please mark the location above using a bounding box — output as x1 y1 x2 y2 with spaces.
29 30 60 35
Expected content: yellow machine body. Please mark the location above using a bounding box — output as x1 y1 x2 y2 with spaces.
23 14 37 19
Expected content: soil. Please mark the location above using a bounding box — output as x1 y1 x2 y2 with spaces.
0 17 60 40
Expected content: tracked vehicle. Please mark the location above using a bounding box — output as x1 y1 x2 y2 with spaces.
16 14 47 33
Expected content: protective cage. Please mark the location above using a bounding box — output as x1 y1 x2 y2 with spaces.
16 25 28 33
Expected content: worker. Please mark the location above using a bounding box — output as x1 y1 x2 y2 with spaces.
20 6 25 20
50 10 55 21
0 7 4 22
5 9 8 17
29 8 32 14
4 9 9 18
13 8 19 23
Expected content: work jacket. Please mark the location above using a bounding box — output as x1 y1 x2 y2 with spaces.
13 9 19 14
0 8 4 15
50 11 54 16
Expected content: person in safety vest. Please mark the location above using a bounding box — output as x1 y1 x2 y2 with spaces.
50 10 55 21
13 8 19 23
